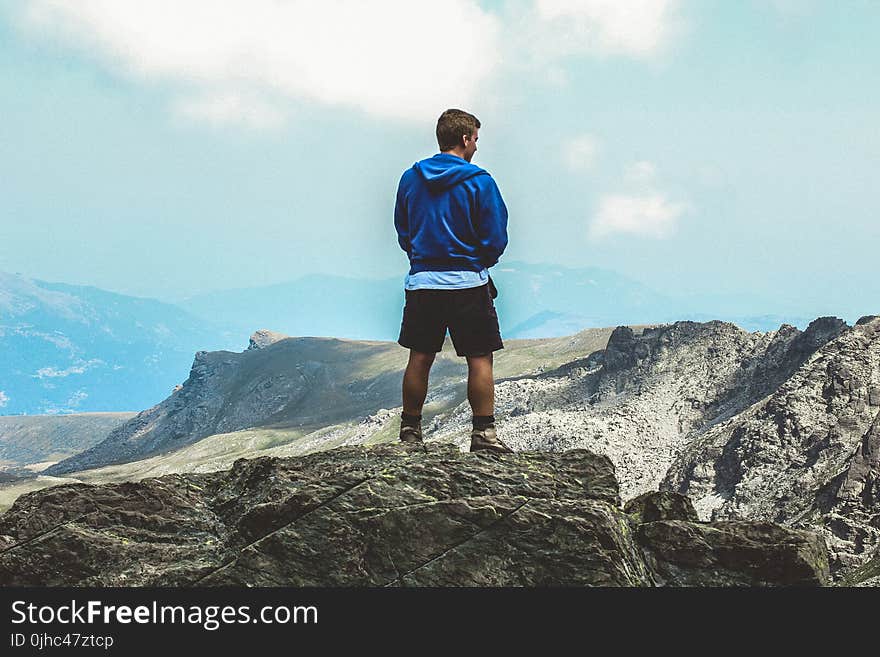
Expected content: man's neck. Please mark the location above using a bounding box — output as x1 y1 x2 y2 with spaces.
441 149 468 162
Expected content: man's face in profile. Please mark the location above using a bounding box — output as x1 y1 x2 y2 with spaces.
463 129 478 162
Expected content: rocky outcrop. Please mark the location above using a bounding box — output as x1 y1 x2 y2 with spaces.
426 318 847 501
0 444 828 587
624 491 700 523
44 348 278 474
634 519 828 587
664 316 880 578
841 552 880 586
247 329 288 350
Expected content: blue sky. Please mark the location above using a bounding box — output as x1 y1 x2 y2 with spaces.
0 1 877 320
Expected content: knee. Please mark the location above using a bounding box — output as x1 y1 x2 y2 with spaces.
409 351 436 369
466 353 493 369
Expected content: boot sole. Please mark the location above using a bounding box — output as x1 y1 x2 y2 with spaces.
470 441 514 454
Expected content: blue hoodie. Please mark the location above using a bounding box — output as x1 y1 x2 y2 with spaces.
394 153 508 274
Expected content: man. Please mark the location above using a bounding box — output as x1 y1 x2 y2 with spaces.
394 108 513 453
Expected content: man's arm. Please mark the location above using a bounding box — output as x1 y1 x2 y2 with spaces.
394 176 410 256
475 176 509 268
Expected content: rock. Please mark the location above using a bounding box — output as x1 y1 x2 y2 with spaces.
664 316 880 578
247 329 288 350
430 317 847 507
634 520 830 587
840 552 880 586
624 491 699 523
0 444 830 587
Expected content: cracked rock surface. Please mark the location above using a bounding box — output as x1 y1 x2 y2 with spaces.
427 317 848 501
0 444 828 587
664 316 880 577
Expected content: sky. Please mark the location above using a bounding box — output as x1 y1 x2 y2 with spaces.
0 0 878 319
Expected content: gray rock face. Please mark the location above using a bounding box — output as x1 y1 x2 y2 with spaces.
44 348 287 474
635 520 829 587
664 316 880 577
427 318 847 502
247 329 287 350
842 553 880 586
624 491 699 523
0 444 828 587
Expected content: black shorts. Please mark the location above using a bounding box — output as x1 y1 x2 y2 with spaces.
397 283 504 357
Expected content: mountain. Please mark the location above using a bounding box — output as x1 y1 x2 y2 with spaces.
422 315 880 578
0 271 239 415
426 317 849 495
176 261 827 340
177 273 406 341
175 261 674 341
1 265 826 417
490 262 675 334
0 412 134 474
0 443 831 586
43 325 633 475
664 315 880 575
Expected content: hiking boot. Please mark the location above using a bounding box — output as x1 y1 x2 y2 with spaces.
470 424 514 454
399 423 423 444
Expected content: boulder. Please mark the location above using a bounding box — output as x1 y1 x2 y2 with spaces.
0 444 830 587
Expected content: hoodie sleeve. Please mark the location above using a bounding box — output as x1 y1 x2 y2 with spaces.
393 175 410 255
475 176 509 268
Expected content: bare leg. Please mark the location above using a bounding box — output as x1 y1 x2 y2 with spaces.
466 352 494 416
402 349 435 415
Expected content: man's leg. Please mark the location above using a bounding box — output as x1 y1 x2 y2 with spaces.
465 352 494 417
399 349 435 444
449 285 511 453
466 352 511 453
402 349 435 416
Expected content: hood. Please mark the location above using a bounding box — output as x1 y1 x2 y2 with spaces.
413 153 488 192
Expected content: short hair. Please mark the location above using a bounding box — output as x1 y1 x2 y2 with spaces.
436 109 481 151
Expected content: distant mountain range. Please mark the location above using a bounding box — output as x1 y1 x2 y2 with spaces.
0 263 831 414
0 272 239 415
176 261 821 340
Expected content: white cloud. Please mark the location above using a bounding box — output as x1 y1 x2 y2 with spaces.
563 134 600 171
12 1 690 130
529 0 684 59
33 359 103 379
590 193 686 239
35 365 81 378
39 390 89 415
67 390 88 408
16 1 502 125
0 391 8 408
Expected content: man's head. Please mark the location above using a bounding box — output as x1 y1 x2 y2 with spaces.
436 109 480 162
